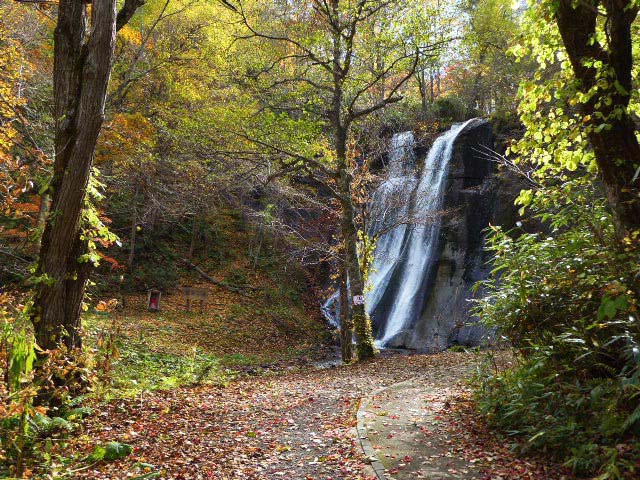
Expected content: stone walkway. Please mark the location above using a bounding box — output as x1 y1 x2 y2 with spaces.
357 354 573 480
359 375 482 479
64 351 570 479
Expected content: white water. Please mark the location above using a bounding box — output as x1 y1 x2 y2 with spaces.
365 132 417 316
321 290 340 328
368 120 474 347
321 121 474 348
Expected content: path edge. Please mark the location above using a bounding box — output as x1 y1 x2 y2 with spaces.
356 377 422 480
357 383 389 480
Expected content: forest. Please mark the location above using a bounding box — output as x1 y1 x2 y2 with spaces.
1 0 639 478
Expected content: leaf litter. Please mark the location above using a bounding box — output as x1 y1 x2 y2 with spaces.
61 352 570 479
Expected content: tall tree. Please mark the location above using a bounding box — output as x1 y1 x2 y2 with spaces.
453 0 522 115
226 0 424 359
553 0 640 237
511 0 640 239
408 0 454 111
30 0 144 350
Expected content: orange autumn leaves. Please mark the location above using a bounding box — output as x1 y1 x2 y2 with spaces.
0 5 47 246
96 112 156 169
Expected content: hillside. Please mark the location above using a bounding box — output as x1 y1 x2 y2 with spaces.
83 215 333 396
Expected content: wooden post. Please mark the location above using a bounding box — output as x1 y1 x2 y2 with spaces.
183 287 207 314
147 289 161 311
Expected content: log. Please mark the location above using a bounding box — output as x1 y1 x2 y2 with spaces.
180 258 258 297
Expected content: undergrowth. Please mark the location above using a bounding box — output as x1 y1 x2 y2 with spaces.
474 180 640 479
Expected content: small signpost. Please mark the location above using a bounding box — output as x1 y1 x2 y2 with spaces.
353 295 365 306
147 289 161 311
183 287 208 313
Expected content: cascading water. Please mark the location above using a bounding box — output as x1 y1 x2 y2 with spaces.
365 132 418 317
367 120 475 347
321 120 476 349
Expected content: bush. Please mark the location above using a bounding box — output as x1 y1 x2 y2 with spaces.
474 179 640 478
129 260 180 292
225 270 249 286
1 296 97 477
426 95 467 123
489 108 522 136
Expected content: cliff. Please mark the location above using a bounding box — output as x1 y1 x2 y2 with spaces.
383 119 521 350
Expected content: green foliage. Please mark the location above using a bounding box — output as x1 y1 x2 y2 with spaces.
1 301 98 477
80 169 120 268
225 270 249 286
129 261 181 293
87 441 133 463
447 0 524 116
97 338 227 398
430 96 467 123
474 180 640 478
358 229 377 291
30 413 74 436
108 212 231 295
4 322 35 393
488 108 521 136
474 3 640 476
1 297 38 477
507 0 639 184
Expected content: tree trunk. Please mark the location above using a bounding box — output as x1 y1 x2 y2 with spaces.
339 259 354 363
556 0 640 237
470 49 487 115
31 0 142 351
189 215 197 261
34 192 50 253
327 0 378 360
335 126 375 360
416 70 429 113
430 70 435 102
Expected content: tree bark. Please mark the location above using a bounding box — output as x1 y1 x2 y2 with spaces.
339 258 354 363
31 0 143 351
430 70 435 102
34 192 50 253
335 126 375 360
327 0 376 359
415 69 429 112
555 0 640 237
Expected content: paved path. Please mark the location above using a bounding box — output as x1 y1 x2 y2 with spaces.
360 378 482 479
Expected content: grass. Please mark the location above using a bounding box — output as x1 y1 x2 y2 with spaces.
92 337 232 400
83 275 329 399
83 219 331 399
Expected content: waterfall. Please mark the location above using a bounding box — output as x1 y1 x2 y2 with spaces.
321 290 340 328
322 133 418 330
321 120 475 349
368 120 474 347
365 132 417 317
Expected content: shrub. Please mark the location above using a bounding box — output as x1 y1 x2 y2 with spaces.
429 95 467 122
1 295 96 477
474 179 640 478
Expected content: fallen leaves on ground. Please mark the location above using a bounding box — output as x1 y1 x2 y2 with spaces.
436 388 574 480
56 352 571 479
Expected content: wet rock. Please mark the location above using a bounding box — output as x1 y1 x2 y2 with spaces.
399 119 520 351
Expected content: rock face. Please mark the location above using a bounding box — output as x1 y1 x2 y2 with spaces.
320 119 521 351
381 119 519 351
